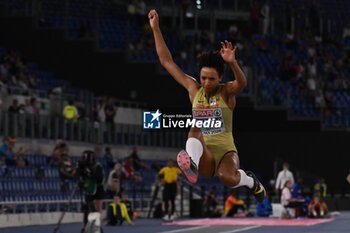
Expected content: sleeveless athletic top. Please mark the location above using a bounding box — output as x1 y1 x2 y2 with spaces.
192 85 237 173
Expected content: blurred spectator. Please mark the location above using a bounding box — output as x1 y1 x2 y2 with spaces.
17 72 29 94
51 142 69 166
307 58 317 76
346 174 350 183
30 98 40 116
256 196 273 217
123 156 142 181
275 162 294 196
307 74 317 93
0 137 28 167
104 97 117 140
63 100 79 122
27 73 38 89
76 99 86 120
228 24 238 43
323 90 335 115
334 75 350 91
308 195 328 218
295 60 305 79
49 85 65 116
260 0 270 35
314 178 327 199
97 97 106 123
92 104 99 123
225 189 246 217
24 98 33 114
129 146 150 171
291 177 304 199
50 84 65 96
106 163 124 198
104 147 116 169
342 23 350 39
58 153 76 192
128 0 136 17
202 190 222 218
106 194 134 226
8 99 19 113
121 193 136 220
18 104 25 114
157 159 183 221
315 89 325 109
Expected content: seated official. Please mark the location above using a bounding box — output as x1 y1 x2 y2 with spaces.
281 180 308 217
106 195 134 226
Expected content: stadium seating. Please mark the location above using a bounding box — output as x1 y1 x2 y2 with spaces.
0 155 169 213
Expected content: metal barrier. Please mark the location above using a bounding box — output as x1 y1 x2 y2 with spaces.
0 111 186 148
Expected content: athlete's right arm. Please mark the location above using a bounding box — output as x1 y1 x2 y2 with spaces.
148 10 199 102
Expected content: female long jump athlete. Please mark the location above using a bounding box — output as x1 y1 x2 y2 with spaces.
149 9 265 202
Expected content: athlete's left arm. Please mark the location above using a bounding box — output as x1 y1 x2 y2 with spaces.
220 41 247 106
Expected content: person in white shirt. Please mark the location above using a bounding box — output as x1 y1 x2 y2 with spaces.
260 0 270 35
281 180 293 207
281 180 307 217
275 162 294 195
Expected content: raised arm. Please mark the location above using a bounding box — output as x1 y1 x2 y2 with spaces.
148 10 199 103
221 41 247 108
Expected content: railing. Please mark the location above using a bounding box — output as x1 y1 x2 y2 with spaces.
0 111 187 147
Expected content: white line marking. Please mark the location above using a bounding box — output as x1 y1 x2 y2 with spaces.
218 225 261 233
160 225 211 233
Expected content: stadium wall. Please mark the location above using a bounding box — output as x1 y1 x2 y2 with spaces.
12 138 180 161
0 212 82 228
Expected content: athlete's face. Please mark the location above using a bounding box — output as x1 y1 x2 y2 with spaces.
200 67 222 95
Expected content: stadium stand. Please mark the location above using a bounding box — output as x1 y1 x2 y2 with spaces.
0 1 350 230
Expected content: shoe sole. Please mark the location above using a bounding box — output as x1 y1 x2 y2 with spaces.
177 150 198 183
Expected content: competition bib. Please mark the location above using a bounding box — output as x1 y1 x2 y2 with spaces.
192 108 226 136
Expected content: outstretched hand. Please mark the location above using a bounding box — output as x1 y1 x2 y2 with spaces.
148 9 159 30
220 40 237 63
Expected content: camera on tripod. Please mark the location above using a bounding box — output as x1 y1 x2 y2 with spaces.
75 150 99 195
76 158 89 177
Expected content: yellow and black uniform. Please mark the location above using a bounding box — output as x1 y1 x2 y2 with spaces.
106 202 132 226
192 85 237 175
63 104 78 121
158 166 182 215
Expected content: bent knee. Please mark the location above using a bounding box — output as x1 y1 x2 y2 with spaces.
218 172 240 187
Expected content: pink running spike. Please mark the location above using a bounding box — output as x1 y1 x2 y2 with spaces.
177 150 198 183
